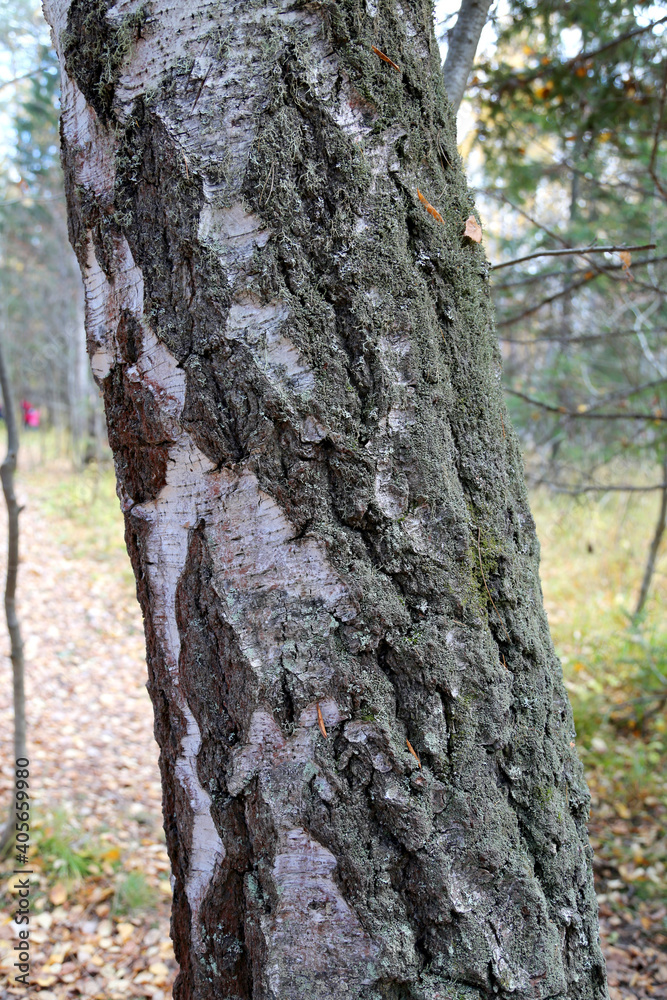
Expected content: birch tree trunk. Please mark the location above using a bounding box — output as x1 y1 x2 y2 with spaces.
442 0 493 115
43 2 607 999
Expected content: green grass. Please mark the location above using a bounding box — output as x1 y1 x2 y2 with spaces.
532 488 667 813
112 870 159 915
32 809 113 881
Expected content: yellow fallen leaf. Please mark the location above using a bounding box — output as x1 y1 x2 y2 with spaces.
149 961 170 976
36 975 57 987
116 921 135 943
158 879 172 896
615 801 631 819
464 215 482 242
45 949 67 966
103 846 121 862
49 883 67 906
149 960 171 985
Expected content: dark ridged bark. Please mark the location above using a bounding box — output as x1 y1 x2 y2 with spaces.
43 1 607 999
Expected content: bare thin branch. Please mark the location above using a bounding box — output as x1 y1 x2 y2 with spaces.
0 70 40 94
492 244 656 271
536 481 667 495
497 273 596 327
492 15 667 90
500 326 667 346
634 452 667 617
649 58 667 201
506 388 667 422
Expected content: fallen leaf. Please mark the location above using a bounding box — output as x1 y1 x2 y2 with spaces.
116 922 135 943
316 702 328 738
417 189 444 225
49 883 67 906
148 960 171 985
464 215 482 242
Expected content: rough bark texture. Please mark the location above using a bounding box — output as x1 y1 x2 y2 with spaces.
43 2 608 999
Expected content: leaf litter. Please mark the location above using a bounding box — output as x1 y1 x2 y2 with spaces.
0 462 176 999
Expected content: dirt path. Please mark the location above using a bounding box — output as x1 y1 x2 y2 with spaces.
0 466 176 999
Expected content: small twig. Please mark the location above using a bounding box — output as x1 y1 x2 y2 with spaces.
476 527 510 642
0 70 40 94
649 58 667 201
497 272 596 327
492 244 656 271
536 481 667 495
316 702 328 738
500 325 667 346
492 15 667 90
191 61 212 111
406 739 421 769
506 388 667 423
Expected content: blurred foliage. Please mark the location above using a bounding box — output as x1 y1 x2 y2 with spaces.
464 0 667 513
533 487 666 924
112 871 159 916
0 0 100 455
30 809 114 882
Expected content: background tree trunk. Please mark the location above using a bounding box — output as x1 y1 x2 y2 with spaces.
43 2 607 999
0 338 26 856
442 0 493 115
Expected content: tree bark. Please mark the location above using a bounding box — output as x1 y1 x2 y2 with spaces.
442 0 493 115
0 338 26 856
43 2 607 999
634 451 667 618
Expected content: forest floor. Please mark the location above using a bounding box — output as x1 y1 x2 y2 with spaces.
0 457 665 1000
